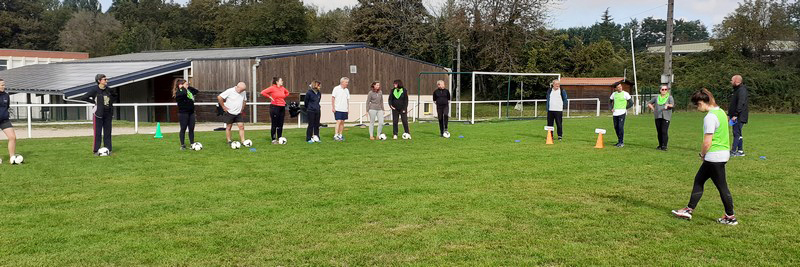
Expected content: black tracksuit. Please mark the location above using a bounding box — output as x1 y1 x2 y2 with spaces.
0 91 10 122
389 87 410 135
176 87 199 146
304 89 322 141
433 88 450 135
79 85 118 153
728 84 749 153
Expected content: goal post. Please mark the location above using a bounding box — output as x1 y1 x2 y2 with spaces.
470 71 561 124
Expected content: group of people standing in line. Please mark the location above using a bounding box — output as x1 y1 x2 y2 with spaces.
212 77 452 146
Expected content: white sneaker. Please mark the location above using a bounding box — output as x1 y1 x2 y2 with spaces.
393 135 398 140
671 207 693 220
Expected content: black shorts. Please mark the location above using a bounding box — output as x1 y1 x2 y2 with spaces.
0 119 12 130
222 112 244 124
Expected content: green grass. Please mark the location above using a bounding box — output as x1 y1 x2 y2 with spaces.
1 113 799 266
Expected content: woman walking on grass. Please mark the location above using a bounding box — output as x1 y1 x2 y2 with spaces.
671 88 737 225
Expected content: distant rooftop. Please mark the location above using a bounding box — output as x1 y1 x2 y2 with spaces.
0 49 89 59
80 43 367 62
646 40 797 54
560 77 630 86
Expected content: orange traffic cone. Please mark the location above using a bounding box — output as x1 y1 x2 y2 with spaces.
546 130 554 145
594 133 604 148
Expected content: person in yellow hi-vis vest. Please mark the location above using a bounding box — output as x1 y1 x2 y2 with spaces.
672 89 738 225
609 81 632 147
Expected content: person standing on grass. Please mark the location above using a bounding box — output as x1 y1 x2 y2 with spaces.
367 81 385 140
432 80 451 137
647 84 675 151
261 77 290 144
331 77 350 141
728 75 749 157
305 81 323 143
173 78 199 150
609 81 632 147
672 88 737 225
0 79 18 163
389 79 410 140
218 82 248 145
78 74 118 156
546 79 567 141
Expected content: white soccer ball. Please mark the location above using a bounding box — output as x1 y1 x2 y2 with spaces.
402 133 411 140
97 147 110 156
243 139 253 147
191 142 203 151
10 154 23 165
379 133 387 140
278 137 287 145
231 141 242 149
311 135 320 142
443 131 451 138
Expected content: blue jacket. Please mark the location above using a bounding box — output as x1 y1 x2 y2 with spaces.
0 91 9 121
546 88 568 111
304 89 322 112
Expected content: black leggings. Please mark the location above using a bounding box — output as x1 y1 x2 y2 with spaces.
392 109 409 135
306 111 321 141
688 161 735 215
270 105 286 140
179 112 196 146
655 118 670 148
613 114 626 143
93 114 112 152
547 111 563 137
436 104 449 135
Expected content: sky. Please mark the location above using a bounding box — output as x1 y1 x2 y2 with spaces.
98 0 742 32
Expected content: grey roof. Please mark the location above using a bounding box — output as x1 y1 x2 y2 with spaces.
0 60 190 96
81 43 366 62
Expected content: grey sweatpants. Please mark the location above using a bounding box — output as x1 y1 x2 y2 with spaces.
368 109 385 137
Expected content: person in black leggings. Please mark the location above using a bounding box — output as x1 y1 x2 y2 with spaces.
173 78 199 150
305 81 322 142
261 77 290 144
389 79 410 139
432 80 450 137
672 89 737 225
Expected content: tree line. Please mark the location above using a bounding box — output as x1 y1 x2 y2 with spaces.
1 0 798 112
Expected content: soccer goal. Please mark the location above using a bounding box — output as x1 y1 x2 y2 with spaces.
468 71 561 124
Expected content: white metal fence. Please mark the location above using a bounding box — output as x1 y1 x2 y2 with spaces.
8 98 601 139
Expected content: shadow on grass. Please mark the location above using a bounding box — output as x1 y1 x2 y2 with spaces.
594 193 717 221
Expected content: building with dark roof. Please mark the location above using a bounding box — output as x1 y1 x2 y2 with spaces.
0 43 448 123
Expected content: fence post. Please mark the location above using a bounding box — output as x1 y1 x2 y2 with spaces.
567 100 571 118
359 102 363 125
535 101 538 118
498 102 502 119
27 105 32 139
134 104 139 134
298 112 301 128
596 99 600 117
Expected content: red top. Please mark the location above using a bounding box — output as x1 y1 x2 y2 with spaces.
260 85 290 106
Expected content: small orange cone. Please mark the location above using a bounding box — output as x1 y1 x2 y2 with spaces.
546 130 554 145
594 128 606 148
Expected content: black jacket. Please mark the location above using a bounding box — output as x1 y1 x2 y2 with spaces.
304 89 322 113
389 87 409 112
728 84 749 123
176 87 200 114
78 85 118 118
433 88 451 106
0 91 10 121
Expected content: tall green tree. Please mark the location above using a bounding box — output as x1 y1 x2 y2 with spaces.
214 0 308 47
713 0 796 57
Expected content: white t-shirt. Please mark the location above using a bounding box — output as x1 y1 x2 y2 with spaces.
549 89 564 111
703 108 730 162
332 85 350 112
219 87 248 115
610 91 632 116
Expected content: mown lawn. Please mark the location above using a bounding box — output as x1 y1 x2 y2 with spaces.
1 113 798 266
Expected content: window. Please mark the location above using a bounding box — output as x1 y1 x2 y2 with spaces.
0 60 7 71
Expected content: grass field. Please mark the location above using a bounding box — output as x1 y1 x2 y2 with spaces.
1 112 799 265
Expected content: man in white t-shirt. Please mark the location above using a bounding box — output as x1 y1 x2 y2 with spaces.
217 82 248 144
546 79 567 140
331 77 351 141
609 81 632 147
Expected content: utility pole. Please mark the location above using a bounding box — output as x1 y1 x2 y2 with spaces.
456 38 462 120
662 0 674 88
